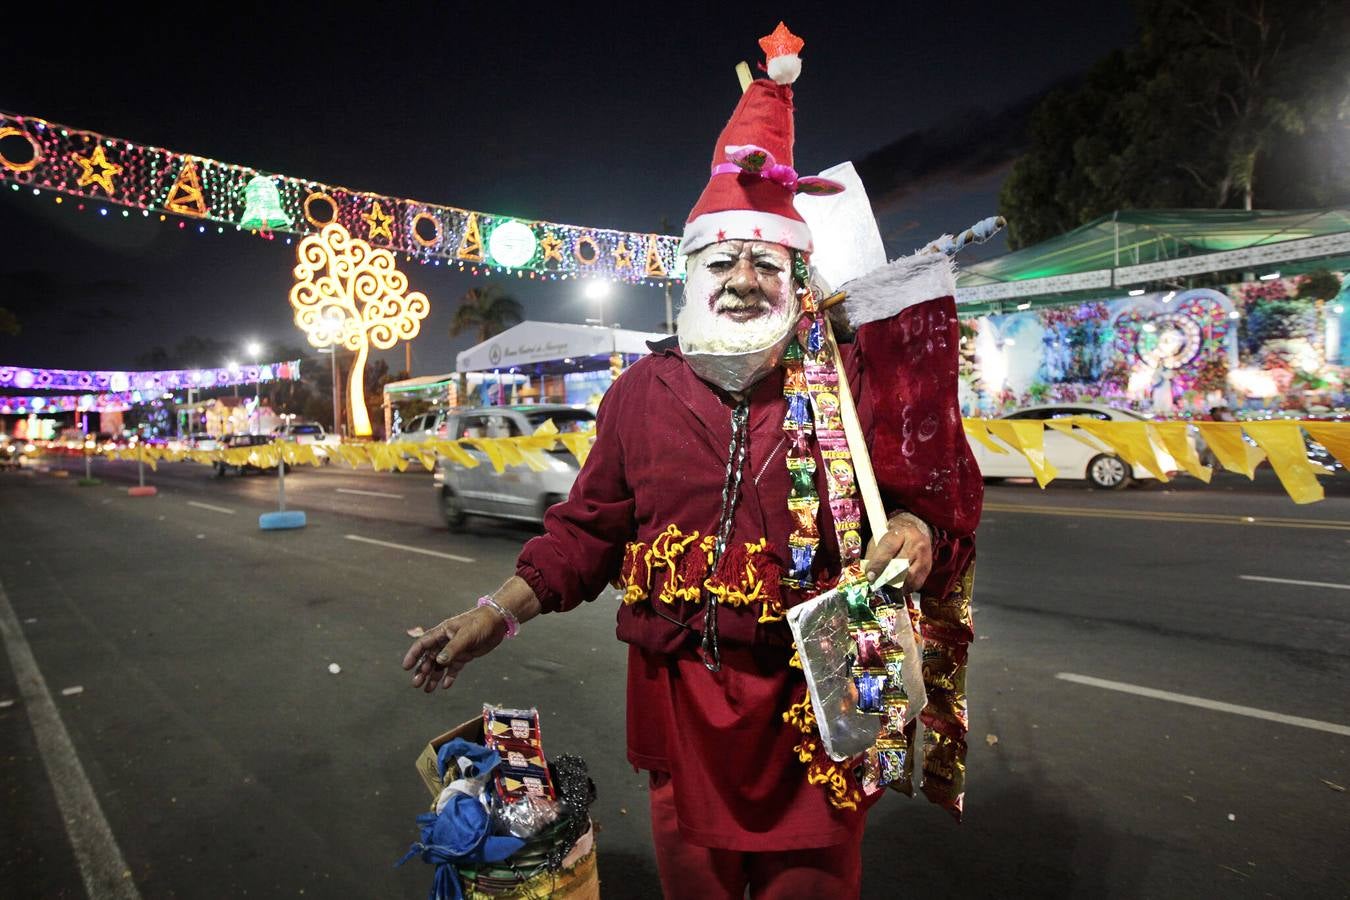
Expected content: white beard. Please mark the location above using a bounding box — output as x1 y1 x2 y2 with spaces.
677 290 799 393
676 291 797 355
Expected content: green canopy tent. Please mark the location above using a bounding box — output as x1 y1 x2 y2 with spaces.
955 208 1350 314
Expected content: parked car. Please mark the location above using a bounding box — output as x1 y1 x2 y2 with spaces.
434 404 596 530
272 421 338 461
213 433 277 477
971 403 1179 489
390 409 452 445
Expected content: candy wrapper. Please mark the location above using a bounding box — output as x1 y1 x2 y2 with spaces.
482 705 558 803
785 581 880 761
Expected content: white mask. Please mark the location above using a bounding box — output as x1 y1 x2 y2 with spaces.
677 240 800 393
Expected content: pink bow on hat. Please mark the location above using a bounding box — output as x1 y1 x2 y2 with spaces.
713 144 845 196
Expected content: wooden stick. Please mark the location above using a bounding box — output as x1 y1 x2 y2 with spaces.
822 314 888 539
735 61 752 93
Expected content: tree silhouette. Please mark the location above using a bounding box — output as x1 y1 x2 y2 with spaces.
290 223 430 436
450 284 524 343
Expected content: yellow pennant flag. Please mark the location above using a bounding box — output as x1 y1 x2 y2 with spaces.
1149 421 1212 483
414 448 439 472
558 433 595 468
1241 421 1324 505
1071 418 1170 482
464 438 507 473
1304 423 1350 471
1044 418 1111 454
433 440 479 470
961 418 1009 454
1193 422 1264 479
985 420 1058 487
334 443 368 468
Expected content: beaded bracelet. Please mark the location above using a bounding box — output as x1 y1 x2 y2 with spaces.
476 595 519 639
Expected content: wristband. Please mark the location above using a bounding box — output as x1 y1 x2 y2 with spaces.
477 595 519 638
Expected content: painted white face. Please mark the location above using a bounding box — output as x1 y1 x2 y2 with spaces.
677 240 796 355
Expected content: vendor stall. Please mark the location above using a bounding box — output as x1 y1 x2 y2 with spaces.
454 321 666 406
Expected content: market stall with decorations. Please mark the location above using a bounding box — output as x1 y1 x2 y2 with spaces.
454 321 667 406
954 209 1350 415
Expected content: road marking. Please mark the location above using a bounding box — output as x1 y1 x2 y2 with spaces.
186 500 235 515
983 502 1350 531
1239 575 1350 591
336 488 405 500
0 579 141 899
1056 673 1350 737
343 534 473 563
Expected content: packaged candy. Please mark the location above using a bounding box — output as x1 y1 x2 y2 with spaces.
852 669 888 713
853 624 884 668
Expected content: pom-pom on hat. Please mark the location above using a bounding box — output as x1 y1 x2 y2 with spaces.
680 22 844 256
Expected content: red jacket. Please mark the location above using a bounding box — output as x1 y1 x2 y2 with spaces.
517 296 981 849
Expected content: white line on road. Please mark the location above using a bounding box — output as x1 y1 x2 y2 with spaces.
186 500 235 515
1056 673 1350 737
0 579 141 899
343 534 473 563
1239 575 1350 591
335 488 406 500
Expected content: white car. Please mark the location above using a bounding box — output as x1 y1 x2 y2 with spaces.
272 422 338 461
434 404 595 529
970 403 1178 489
389 409 451 446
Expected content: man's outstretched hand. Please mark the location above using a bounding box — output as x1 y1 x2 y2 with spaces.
402 607 507 693
864 511 933 593
401 576 543 693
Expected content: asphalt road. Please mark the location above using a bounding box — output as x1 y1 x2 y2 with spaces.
2 456 1347 898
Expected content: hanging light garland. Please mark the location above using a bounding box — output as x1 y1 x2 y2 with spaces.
0 110 685 286
0 359 301 394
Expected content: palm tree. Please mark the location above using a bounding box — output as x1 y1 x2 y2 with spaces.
450 285 524 342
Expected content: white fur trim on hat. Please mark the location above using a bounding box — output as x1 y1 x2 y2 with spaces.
839 251 957 330
680 209 812 255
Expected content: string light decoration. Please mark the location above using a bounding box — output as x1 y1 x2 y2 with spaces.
0 392 133 414
165 157 208 217
0 360 300 393
72 144 122 195
0 110 684 285
289 223 429 436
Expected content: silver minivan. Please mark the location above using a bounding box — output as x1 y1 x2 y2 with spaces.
433 404 596 530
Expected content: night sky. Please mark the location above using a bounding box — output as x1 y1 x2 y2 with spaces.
0 2 1136 376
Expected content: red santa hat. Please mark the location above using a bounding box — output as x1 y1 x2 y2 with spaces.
680 22 844 256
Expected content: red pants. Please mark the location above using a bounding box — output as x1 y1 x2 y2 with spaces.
647 771 864 900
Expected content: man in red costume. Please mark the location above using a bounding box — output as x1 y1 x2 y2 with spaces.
404 23 982 899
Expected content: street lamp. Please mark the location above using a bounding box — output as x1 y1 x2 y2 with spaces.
584 281 611 326
246 341 263 434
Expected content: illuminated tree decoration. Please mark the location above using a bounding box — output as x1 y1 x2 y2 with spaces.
457 211 484 261
72 144 122 196
289 223 430 436
362 199 393 242
164 157 208 217
240 175 292 230
644 234 666 278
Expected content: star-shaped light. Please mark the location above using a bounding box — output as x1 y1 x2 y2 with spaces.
611 240 633 270
362 200 393 242
758 21 804 60
539 231 564 264
73 144 123 196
